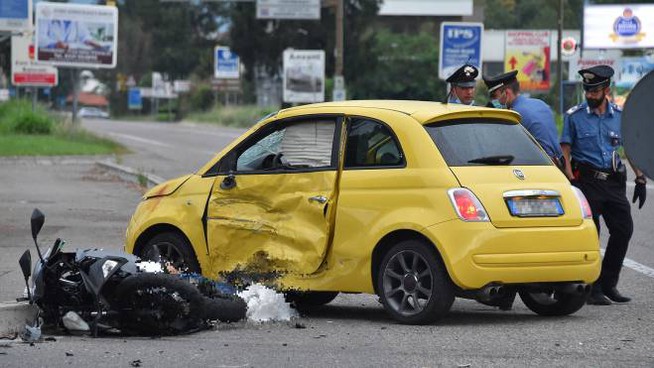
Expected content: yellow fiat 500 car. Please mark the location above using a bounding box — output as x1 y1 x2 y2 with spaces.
125 100 600 324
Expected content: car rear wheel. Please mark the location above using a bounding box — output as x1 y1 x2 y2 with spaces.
139 232 201 274
377 240 454 325
518 289 588 316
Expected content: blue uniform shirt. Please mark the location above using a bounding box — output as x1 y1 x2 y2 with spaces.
560 101 622 170
511 95 563 159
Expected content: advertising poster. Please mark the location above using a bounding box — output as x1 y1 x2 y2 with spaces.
584 4 654 49
615 56 654 89
35 2 118 68
11 32 58 87
0 0 31 32
439 22 483 80
504 30 551 91
283 49 325 103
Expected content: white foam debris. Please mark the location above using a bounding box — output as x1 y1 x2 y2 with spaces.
135 261 164 273
237 283 297 322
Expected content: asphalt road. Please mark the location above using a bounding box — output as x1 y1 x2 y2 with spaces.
0 117 652 367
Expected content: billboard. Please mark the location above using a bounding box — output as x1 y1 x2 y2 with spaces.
257 0 320 20
283 49 324 103
616 57 654 89
0 0 31 32
11 32 58 87
35 2 118 68
504 30 551 91
584 4 654 49
215 46 240 79
439 22 483 80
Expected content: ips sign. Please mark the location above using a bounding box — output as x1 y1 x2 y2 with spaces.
439 22 484 80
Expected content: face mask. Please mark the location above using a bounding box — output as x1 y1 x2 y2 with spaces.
491 99 506 109
586 96 604 109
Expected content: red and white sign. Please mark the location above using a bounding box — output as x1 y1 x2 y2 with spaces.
504 30 551 91
11 33 58 87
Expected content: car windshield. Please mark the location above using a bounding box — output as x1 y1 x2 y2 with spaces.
425 118 551 166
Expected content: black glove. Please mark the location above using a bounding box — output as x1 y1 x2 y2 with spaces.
632 176 647 209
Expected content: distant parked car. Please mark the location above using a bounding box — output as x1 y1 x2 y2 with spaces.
78 107 109 119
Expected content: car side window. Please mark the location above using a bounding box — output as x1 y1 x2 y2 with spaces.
344 118 403 168
236 119 336 172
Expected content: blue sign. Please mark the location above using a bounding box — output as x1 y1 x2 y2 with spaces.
0 0 30 32
439 22 484 80
215 46 240 79
128 88 142 110
0 0 28 19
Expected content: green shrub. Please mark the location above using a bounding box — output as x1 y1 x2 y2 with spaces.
189 84 215 111
0 100 54 135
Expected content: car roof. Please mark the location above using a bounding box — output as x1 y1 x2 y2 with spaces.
275 100 521 125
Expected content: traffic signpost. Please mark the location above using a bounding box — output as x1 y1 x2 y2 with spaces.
439 22 483 80
0 0 32 33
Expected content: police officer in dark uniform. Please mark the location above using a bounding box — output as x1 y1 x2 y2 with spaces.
446 64 479 105
561 65 647 305
483 70 564 167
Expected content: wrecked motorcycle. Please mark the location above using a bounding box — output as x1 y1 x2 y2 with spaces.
18 209 246 336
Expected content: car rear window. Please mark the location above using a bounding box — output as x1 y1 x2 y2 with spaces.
425 119 551 166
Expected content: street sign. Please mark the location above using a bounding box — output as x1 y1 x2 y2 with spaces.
283 49 325 103
173 80 191 93
256 0 320 20
332 88 346 101
214 46 240 79
439 22 483 80
504 30 551 91
128 88 142 110
0 89 9 102
211 78 241 92
11 33 58 87
0 0 32 32
35 2 118 68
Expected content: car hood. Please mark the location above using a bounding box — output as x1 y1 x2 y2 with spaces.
143 174 193 199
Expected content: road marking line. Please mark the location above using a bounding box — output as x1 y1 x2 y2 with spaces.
600 249 654 278
107 132 171 147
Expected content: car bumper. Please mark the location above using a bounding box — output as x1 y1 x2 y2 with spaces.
423 219 601 289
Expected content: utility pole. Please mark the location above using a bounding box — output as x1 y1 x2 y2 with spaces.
335 0 343 77
557 0 564 115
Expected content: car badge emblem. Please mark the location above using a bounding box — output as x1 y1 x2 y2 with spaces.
513 169 525 180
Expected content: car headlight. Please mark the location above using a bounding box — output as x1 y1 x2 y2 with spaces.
101 260 120 278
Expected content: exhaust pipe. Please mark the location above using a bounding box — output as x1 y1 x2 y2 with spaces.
557 283 591 295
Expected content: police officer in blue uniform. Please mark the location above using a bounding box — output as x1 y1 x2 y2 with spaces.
561 65 647 305
446 64 478 105
483 70 564 166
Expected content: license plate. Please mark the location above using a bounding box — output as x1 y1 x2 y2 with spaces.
506 197 564 217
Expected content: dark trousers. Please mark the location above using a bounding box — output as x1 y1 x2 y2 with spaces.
578 172 633 289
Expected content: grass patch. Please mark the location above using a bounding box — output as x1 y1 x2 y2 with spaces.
0 99 126 156
186 105 278 128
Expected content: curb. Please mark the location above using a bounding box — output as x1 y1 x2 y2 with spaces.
95 160 165 188
0 302 38 336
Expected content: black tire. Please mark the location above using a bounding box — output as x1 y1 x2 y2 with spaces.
518 289 588 316
285 291 339 309
113 273 207 335
202 294 248 323
376 240 454 325
139 232 201 274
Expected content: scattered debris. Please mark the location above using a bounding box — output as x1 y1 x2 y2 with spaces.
0 333 17 340
620 338 634 342
65 352 74 356
130 359 142 367
20 323 41 343
294 322 306 329
135 261 164 273
62 311 90 332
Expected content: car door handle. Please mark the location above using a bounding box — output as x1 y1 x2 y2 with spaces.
308 195 328 204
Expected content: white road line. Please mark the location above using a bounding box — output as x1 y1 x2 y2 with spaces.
106 132 172 147
600 249 654 279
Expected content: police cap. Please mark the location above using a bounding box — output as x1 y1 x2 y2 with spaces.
446 64 479 88
579 65 614 91
483 70 518 93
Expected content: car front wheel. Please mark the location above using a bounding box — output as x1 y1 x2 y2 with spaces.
377 240 454 325
139 232 201 274
518 289 588 316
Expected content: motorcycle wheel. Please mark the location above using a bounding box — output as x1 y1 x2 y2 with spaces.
113 273 207 335
202 294 248 323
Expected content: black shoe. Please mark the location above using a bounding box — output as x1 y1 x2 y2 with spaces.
603 287 631 303
587 291 612 305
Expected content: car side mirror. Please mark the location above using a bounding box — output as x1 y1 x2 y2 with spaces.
221 172 237 190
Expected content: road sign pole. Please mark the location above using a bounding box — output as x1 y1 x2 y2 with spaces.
335 0 343 77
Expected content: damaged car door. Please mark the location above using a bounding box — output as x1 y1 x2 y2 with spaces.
206 117 342 275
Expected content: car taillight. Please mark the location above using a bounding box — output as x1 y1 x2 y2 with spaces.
572 186 593 219
447 188 489 222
